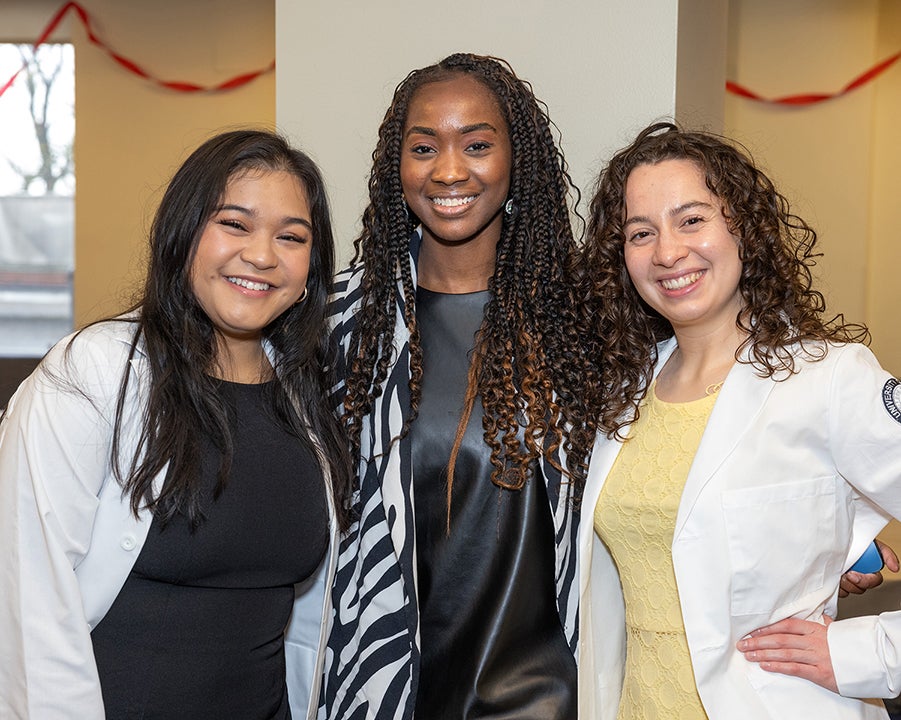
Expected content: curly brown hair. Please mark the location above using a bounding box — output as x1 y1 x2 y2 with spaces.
582 121 869 438
342 53 596 502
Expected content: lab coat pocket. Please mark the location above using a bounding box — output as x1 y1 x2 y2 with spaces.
722 476 836 616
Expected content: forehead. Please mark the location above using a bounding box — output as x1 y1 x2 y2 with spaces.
625 159 711 201
405 74 506 128
224 167 306 196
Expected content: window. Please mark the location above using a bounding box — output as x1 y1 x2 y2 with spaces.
0 42 74 361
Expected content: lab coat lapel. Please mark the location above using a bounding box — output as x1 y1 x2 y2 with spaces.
673 352 775 538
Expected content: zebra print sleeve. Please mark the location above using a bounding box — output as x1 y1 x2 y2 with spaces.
321 264 420 720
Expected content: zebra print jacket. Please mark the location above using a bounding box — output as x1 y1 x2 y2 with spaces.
320 238 581 720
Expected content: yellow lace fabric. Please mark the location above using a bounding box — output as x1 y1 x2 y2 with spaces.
594 383 716 720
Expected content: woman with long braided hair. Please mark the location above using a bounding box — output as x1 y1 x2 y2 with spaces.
322 53 597 719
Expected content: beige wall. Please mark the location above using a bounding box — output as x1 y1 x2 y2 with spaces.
67 0 275 325
9 2 897 365
724 0 901 554
677 0 729 132
725 0 900 374
3 0 66 36
275 0 726 264
867 0 901 373
9 1 730 325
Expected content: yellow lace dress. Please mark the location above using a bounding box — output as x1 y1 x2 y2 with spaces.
594 383 716 720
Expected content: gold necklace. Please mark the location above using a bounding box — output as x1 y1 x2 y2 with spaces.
705 381 724 395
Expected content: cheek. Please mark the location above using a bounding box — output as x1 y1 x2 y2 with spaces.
286 247 313 281
490 158 512 197
399 160 417 199
623 248 657 304
190 231 222 276
186 251 206 290
623 247 644 282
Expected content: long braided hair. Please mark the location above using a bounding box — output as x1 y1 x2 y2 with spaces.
342 53 596 503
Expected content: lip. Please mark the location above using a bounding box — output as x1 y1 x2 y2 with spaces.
225 275 274 293
657 269 705 294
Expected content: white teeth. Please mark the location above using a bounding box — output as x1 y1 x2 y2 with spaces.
227 276 270 291
431 196 475 207
660 271 702 290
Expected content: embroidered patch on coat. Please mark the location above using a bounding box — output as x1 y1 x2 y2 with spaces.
883 378 901 423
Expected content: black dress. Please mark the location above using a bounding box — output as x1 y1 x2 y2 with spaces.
91 380 328 720
411 288 577 719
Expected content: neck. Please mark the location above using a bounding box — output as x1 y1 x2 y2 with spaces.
212 337 272 384
417 234 496 294
657 321 747 402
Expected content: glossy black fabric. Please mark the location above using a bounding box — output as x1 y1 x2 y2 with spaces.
411 287 577 719
91 380 328 720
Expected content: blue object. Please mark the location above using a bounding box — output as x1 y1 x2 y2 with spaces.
850 541 884 574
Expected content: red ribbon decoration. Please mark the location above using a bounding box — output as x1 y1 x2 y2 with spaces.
727 50 901 106
2 2 898 106
0 1 274 100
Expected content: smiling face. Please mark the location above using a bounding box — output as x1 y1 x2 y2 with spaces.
400 74 513 254
190 168 312 365
623 158 744 337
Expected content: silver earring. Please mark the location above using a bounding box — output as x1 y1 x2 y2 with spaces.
504 198 517 217
294 287 308 305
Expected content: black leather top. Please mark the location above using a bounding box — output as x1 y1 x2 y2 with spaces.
411 287 577 719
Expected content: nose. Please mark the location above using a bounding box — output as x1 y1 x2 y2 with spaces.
240 231 277 269
430 150 469 185
653 227 688 267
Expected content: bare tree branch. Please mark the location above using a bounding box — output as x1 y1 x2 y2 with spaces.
11 44 73 195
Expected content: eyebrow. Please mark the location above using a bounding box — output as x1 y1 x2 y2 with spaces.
217 203 312 230
624 200 714 227
405 122 499 138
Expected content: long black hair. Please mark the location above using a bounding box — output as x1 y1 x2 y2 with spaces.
93 129 352 529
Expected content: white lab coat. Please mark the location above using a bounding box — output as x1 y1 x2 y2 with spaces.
0 320 337 720
578 336 901 719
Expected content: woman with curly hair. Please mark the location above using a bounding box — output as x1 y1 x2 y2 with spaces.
0 130 354 719
578 121 901 718
323 53 597 718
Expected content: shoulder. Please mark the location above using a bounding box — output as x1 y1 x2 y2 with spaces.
35 317 142 398
53 316 141 370
3 318 143 439
331 263 364 298
789 340 880 376
329 264 364 308
758 342 892 410
328 264 366 338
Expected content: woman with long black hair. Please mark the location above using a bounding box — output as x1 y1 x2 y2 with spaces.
0 129 354 719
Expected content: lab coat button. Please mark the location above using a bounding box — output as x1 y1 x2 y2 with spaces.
120 535 137 551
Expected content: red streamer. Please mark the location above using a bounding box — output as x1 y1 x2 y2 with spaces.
727 50 901 106
0 1 274 100
3 2 897 107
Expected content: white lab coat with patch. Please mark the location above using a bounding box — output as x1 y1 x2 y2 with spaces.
578 336 901 719
0 320 337 719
